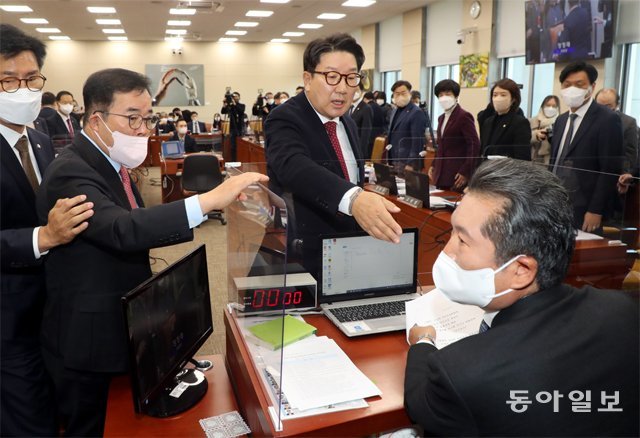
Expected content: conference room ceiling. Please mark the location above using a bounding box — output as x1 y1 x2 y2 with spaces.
2 0 435 44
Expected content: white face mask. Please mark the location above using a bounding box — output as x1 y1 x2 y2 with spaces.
267 99 274 105
560 85 591 109
177 126 188 135
376 99 384 106
160 118 168 124
492 96 512 114
59 103 74 116
0 89 42 125
438 95 457 111
94 116 149 169
433 251 524 308
280 98 288 104
394 94 411 108
542 106 558 118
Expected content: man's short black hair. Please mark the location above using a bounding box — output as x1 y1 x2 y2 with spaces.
41 91 56 105
0 24 46 69
363 91 375 100
56 90 73 101
559 61 598 84
303 33 365 72
411 90 421 99
434 79 461 98
82 68 151 125
391 80 412 92
467 159 576 290
191 111 198 116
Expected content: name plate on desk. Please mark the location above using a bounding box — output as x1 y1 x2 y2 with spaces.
371 185 390 196
398 195 424 209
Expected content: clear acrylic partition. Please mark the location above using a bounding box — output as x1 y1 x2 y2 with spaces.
225 165 291 431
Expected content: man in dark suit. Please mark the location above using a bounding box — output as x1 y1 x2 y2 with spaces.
595 88 638 173
405 158 638 436
221 91 245 161
171 118 198 153
38 90 57 120
428 79 480 191
45 90 81 139
364 91 385 148
350 84 373 158
387 80 428 174
36 68 267 436
551 61 623 232
0 24 94 437
561 0 592 61
189 110 206 134
265 33 402 278
32 116 50 136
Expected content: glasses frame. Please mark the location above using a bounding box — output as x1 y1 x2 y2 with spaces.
311 70 362 88
96 111 159 130
0 74 47 93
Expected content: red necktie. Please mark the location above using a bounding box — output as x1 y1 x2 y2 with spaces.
66 118 74 134
324 121 349 180
119 167 138 209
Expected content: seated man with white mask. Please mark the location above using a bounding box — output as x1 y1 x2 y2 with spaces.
404 159 638 436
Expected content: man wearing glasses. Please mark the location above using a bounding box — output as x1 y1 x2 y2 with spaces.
36 68 267 436
265 33 402 278
0 24 95 436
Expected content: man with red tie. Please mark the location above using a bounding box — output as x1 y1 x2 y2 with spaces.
45 90 81 139
264 33 401 277
36 67 267 436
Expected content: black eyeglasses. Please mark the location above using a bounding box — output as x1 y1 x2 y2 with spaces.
96 111 159 130
0 75 47 93
311 71 362 88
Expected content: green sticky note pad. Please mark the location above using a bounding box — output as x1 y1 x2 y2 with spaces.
248 315 317 350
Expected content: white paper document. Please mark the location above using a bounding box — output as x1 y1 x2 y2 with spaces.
576 230 604 240
429 196 457 208
405 289 484 348
280 336 381 411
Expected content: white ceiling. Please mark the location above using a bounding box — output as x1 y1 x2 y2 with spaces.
1 0 434 44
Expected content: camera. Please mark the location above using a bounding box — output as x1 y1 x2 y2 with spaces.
225 86 234 105
456 36 464 45
546 126 553 139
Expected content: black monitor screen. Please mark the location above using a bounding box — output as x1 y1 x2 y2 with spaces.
404 169 430 208
373 163 398 196
122 245 212 412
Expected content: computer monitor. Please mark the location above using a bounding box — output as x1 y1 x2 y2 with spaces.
161 140 184 159
404 169 430 208
121 244 212 417
373 163 398 196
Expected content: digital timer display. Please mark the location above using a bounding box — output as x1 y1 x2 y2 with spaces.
234 273 317 315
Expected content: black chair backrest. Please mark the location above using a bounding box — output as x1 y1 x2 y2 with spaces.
181 155 223 193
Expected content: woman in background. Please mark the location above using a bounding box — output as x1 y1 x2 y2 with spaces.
529 95 560 164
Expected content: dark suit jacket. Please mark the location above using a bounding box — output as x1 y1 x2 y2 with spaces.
480 110 532 160
45 112 81 139
32 117 49 136
1 128 55 352
432 104 480 190
264 92 364 274
38 106 57 120
387 102 428 170
550 101 623 222
36 133 194 373
189 120 206 134
170 132 198 153
404 284 639 436
350 100 373 158
616 111 638 172
368 101 386 143
563 6 591 60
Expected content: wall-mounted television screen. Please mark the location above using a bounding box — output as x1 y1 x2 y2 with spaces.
525 0 617 64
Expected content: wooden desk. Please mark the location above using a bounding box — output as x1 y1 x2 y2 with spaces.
372 188 633 289
147 134 223 168
236 137 267 174
225 311 412 437
104 355 240 437
160 153 225 204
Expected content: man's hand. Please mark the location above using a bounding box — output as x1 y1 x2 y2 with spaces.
351 191 402 243
452 173 467 190
534 129 548 141
617 173 634 194
39 195 94 253
582 212 602 232
409 324 436 346
404 164 414 174
427 166 434 184
198 172 269 213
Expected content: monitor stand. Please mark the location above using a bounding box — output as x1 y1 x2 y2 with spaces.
144 368 208 418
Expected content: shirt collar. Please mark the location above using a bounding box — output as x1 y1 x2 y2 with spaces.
304 92 340 124
570 97 593 118
0 123 27 147
81 129 121 173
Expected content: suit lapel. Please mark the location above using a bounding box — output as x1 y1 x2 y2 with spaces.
550 113 568 163
563 101 597 157
28 128 53 176
0 134 36 201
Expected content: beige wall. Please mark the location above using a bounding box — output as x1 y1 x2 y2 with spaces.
401 8 425 89
42 40 306 121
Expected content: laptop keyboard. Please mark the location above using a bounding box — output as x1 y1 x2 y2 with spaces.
328 300 409 322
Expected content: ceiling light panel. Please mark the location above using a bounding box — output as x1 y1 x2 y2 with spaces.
342 0 376 7
168 20 191 26
170 8 196 15
235 21 259 27
36 28 61 33
165 29 187 35
0 5 33 12
87 6 117 13
270 38 289 43
108 36 128 41
96 19 121 25
260 0 290 3
102 28 125 34
318 13 346 20
49 36 71 41
283 32 304 37
219 37 238 42
246 10 273 17
298 23 323 29
20 18 49 24
226 30 247 36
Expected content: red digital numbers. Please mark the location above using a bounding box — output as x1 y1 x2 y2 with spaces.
251 289 303 308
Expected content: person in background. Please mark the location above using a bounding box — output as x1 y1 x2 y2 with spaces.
405 158 638 437
212 112 222 131
170 118 197 153
595 88 638 173
189 111 206 134
428 79 480 192
529 95 560 164
479 78 531 161
274 91 290 106
181 108 192 124
376 91 393 132
350 82 373 158
156 111 175 134
387 80 428 174
364 91 385 154
252 91 275 122
0 23 94 436
38 90 57 119
295 85 304 95
221 91 245 161
45 90 81 139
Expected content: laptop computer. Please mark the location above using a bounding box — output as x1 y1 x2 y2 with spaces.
161 140 185 160
373 163 398 196
404 169 430 208
318 228 419 337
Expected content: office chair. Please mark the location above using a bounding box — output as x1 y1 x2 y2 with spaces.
181 154 226 225
371 136 387 163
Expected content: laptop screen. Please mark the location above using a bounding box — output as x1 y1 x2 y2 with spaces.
318 229 418 303
161 140 184 158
